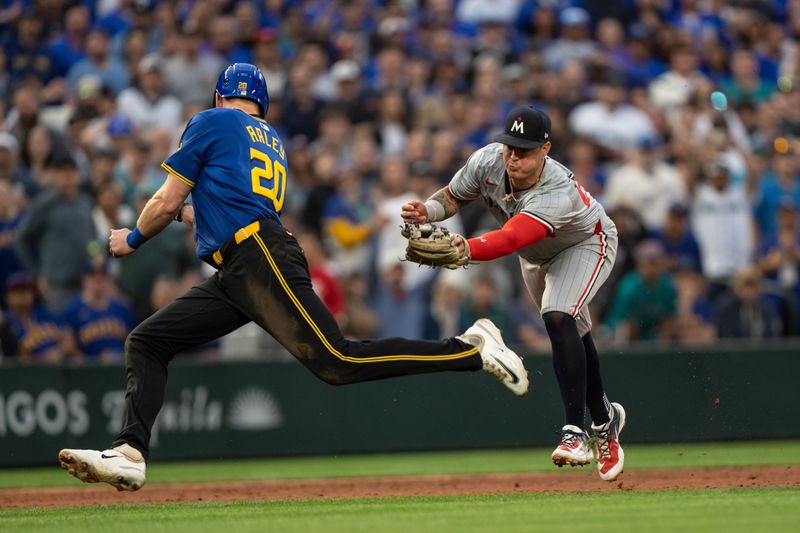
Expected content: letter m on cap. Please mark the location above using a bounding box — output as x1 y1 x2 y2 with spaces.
511 117 524 134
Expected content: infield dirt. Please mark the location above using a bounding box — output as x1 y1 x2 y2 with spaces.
1 465 797 509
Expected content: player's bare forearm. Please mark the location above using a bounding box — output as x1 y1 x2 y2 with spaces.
402 186 469 223
110 175 192 257
137 174 193 238
136 193 181 237
428 186 470 219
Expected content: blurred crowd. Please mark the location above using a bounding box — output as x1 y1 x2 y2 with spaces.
1 0 799 364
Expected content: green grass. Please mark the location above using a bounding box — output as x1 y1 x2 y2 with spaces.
2 441 799 532
1 440 798 489
2 488 798 533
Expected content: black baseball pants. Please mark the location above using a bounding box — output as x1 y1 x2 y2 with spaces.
112 218 481 459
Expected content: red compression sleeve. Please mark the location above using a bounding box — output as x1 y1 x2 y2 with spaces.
467 214 550 261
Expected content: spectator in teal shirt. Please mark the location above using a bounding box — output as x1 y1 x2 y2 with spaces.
605 239 678 342
721 49 775 106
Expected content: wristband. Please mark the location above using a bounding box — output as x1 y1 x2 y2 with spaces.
126 227 149 249
423 200 446 222
175 203 186 222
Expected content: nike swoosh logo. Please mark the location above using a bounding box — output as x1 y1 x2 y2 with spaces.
476 323 520 385
101 454 120 459
493 357 520 384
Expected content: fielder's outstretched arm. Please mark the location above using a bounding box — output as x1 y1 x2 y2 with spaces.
401 186 472 224
109 174 192 257
466 214 549 260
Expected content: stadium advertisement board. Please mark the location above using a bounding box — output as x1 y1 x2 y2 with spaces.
1 347 798 466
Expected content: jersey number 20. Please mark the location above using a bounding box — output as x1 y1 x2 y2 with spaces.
250 147 286 211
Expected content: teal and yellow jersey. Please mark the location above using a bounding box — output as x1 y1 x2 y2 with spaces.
161 107 288 258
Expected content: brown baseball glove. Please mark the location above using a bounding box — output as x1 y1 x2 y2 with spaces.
400 223 470 269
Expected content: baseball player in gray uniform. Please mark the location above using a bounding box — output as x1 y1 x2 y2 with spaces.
402 105 626 481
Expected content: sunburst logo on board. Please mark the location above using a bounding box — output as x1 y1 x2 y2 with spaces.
227 387 283 431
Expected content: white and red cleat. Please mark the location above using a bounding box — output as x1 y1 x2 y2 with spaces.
591 402 626 481
551 425 593 467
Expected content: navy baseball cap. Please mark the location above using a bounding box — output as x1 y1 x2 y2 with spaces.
108 113 134 137
6 272 35 291
493 106 552 149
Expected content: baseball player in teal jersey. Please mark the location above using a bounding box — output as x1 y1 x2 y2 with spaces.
57 64 528 491
402 105 626 481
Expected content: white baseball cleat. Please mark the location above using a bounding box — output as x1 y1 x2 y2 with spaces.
459 318 529 397
58 443 146 491
552 425 593 467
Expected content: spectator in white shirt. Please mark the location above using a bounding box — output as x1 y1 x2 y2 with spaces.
604 137 686 231
649 45 708 114
568 70 657 153
456 0 521 25
116 55 183 135
691 161 755 299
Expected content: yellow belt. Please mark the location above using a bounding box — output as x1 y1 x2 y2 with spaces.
212 221 260 266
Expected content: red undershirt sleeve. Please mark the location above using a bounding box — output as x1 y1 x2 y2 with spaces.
467 213 550 261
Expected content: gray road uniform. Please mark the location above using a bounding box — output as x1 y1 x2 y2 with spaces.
448 143 618 336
